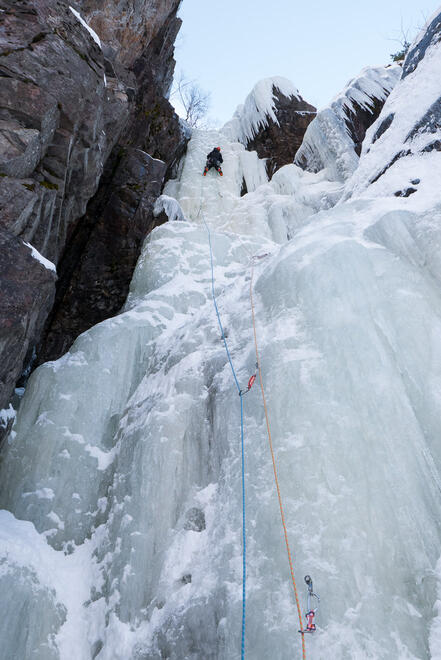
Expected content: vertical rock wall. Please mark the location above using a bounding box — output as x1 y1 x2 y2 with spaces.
245 89 316 178
0 0 188 414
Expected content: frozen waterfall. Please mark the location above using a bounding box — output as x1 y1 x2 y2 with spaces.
2 84 441 660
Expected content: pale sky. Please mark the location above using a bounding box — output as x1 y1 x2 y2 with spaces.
172 0 437 125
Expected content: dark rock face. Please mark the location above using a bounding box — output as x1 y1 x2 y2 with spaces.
366 95 441 186
0 0 187 414
372 113 395 144
184 507 206 532
0 231 56 411
37 150 167 363
357 15 441 191
343 21 441 200
0 1 126 264
37 3 188 365
402 10 441 79
405 97 441 142
343 95 387 156
245 89 316 178
78 0 180 69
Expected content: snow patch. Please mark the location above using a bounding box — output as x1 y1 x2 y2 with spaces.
0 404 15 430
23 488 55 500
47 511 65 530
69 7 101 48
154 194 187 222
24 241 56 272
84 444 116 471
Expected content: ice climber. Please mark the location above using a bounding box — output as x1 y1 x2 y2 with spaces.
203 147 223 176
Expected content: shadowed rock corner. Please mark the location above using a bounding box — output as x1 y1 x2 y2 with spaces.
0 0 189 420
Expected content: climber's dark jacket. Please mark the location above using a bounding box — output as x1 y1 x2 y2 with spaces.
206 149 223 165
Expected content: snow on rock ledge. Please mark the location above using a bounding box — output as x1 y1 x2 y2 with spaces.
402 5 441 79
222 77 316 177
69 7 102 47
344 12 441 203
295 65 401 182
222 77 303 144
24 242 56 273
154 194 187 223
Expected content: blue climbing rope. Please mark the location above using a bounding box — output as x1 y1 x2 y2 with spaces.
204 217 241 393
240 393 246 660
200 205 247 660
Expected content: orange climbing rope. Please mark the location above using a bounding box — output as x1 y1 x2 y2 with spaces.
249 256 307 660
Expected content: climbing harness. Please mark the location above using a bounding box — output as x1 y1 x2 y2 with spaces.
249 254 308 660
299 575 320 635
200 203 251 660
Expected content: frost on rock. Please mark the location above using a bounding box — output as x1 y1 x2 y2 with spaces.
295 65 400 181
403 6 441 79
344 23 441 204
222 76 301 144
1 19 441 660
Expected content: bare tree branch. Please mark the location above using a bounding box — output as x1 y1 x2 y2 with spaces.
171 71 211 128
387 19 411 63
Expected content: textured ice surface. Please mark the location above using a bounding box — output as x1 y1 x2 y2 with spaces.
295 65 400 181
2 60 441 660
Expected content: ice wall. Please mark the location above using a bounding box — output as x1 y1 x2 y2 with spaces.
295 65 400 181
1 37 441 660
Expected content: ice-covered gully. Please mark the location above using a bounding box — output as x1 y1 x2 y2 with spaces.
1 9 441 658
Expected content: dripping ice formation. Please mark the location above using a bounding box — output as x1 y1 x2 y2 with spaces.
1 12 441 660
222 76 303 144
295 64 401 182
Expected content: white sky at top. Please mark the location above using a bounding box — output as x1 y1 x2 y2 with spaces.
171 0 438 125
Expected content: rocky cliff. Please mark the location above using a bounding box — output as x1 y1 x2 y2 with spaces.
344 7 441 202
0 0 187 422
222 77 316 180
244 88 316 178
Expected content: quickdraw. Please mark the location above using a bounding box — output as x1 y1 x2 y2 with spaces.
299 575 320 635
239 364 258 396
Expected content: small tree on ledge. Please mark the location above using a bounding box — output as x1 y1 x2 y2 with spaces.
390 41 410 63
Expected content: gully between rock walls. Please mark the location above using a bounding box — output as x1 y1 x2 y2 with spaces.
0 126 441 660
